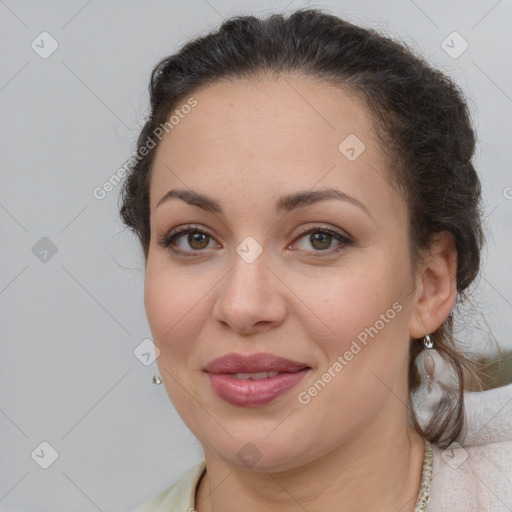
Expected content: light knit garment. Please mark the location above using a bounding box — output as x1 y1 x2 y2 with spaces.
135 382 512 511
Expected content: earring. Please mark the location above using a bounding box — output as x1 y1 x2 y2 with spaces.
152 374 162 384
413 333 458 429
423 334 435 391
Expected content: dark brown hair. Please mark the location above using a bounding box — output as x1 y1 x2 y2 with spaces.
119 8 485 448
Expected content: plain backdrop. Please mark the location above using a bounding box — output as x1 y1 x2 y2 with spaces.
0 0 511 510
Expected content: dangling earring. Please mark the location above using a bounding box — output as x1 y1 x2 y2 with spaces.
152 374 162 384
414 333 458 429
423 334 435 392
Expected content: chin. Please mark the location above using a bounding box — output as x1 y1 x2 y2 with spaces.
200 428 315 473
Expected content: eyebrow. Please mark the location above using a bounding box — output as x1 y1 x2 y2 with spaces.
155 188 373 219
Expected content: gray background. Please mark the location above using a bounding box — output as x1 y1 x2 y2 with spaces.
0 0 511 510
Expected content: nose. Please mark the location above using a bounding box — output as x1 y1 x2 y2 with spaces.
211 252 287 335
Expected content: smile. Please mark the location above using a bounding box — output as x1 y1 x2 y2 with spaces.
204 353 311 407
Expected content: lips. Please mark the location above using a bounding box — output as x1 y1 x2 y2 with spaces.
204 353 309 374
204 353 310 407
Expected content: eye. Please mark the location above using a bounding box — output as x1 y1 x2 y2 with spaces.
157 223 352 257
157 224 218 255
290 225 352 256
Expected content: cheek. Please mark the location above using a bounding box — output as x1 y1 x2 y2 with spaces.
144 260 207 353
295 268 390 340
144 263 208 418
293 255 410 370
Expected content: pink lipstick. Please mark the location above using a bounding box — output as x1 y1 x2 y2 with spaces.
204 353 310 407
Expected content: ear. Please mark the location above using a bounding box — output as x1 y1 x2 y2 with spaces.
409 230 458 339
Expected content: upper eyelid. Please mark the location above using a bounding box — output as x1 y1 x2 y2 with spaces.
166 223 350 239
162 223 351 250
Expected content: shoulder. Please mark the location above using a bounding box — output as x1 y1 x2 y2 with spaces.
463 381 512 444
427 382 512 511
134 460 206 512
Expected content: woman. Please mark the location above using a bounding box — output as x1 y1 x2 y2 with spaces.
120 8 512 511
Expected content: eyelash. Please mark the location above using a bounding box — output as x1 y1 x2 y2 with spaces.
157 223 352 258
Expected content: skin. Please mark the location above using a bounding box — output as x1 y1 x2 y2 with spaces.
144 74 458 512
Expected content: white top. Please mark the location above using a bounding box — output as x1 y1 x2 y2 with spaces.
135 382 512 511
427 381 512 510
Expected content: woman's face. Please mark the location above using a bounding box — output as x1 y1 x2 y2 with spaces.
145 75 421 471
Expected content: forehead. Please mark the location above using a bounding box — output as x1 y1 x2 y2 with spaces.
149 75 399 220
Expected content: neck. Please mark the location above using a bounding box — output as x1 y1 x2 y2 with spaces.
195 420 426 512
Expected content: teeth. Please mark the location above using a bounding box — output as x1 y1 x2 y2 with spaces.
233 371 280 380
